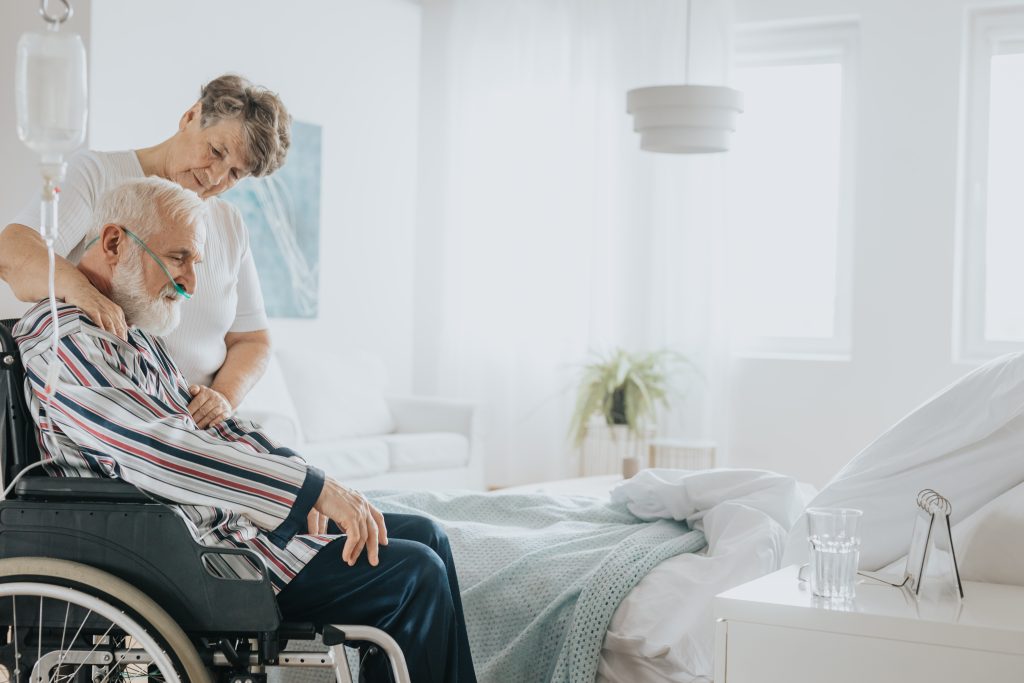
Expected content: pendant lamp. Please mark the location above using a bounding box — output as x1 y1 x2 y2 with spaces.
627 0 742 154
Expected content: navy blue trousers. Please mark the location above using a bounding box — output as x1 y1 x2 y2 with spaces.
276 513 477 683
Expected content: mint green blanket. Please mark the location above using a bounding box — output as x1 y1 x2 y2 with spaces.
370 490 707 683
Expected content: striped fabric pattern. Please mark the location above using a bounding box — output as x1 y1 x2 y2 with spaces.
14 301 331 592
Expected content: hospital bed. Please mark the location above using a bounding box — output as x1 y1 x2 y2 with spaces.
498 475 817 683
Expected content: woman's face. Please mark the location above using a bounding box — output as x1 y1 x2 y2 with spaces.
166 105 250 199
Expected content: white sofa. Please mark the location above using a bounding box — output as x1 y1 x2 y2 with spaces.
236 347 485 491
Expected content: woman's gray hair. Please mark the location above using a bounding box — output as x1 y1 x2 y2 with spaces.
198 74 291 177
88 177 207 246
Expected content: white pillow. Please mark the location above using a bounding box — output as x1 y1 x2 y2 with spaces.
952 481 1024 585
276 347 396 443
783 351 1024 570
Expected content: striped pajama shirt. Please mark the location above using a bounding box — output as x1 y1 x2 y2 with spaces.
14 301 330 592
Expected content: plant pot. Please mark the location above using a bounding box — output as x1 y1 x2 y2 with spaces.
610 387 628 426
622 456 641 479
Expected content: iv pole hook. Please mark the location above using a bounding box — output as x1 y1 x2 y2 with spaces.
39 0 73 27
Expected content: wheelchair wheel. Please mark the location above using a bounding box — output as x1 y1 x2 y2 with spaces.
0 557 212 683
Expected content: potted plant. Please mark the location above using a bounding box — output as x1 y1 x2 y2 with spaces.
568 348 693 448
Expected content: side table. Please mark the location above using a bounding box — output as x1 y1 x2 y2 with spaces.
714 565 1024 682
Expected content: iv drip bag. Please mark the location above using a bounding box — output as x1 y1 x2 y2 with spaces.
15 28 87 164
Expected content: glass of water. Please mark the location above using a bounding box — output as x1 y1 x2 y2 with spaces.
806 507 862 600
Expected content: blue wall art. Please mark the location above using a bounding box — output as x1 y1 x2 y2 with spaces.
224 120 321 318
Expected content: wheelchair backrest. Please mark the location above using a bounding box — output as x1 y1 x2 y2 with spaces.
0 318 42 485
0 317 284 633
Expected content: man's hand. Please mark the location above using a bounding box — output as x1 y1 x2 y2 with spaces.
188 385 233 428
64 281 128 340
314 478 389 567
307 507 329 535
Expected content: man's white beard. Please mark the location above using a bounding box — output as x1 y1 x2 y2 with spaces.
110 253 182 337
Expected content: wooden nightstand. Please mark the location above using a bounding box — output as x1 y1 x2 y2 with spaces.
714 565 1024 683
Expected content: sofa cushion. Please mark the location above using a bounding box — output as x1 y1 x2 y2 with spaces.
238 411 300 445
277 348 396 442
298 439 390 479
382 433 470 471
236 354 305 444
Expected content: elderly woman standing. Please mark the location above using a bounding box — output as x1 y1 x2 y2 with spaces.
0 74 286 428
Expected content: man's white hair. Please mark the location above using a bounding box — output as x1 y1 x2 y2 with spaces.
88 177 206 245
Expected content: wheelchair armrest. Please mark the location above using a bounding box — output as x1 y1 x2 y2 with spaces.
14 477 156 503
278 621 318 641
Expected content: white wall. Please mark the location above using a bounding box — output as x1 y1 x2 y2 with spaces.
4 0 1005 490
88 0 422 393
0 0 92 320
722 0 1008 486
0 0 421 393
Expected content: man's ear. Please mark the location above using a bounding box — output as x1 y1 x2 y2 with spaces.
99 224 124 265
178 102 201 132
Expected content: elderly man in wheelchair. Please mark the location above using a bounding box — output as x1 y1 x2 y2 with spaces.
0 177 476 683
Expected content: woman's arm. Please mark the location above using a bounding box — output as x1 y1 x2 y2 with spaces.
189 329 272 427
0 223 128 338
187 205 272 427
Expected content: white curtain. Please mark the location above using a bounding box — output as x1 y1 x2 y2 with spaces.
414 0 735 487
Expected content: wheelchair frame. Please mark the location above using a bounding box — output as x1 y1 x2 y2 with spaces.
0 318 410 683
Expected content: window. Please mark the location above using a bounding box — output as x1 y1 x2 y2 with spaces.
726 20 858 358
958 8 1024 360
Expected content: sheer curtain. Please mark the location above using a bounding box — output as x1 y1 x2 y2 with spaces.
414 0 734 487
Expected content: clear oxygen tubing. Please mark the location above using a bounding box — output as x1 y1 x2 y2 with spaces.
0 165 62 503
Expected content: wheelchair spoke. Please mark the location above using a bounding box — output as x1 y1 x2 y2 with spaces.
62 621 115 683
54 601 69 680
11 593 18 683
97 658 166 683
47 608 91 683
0 573 185 683
36 598 41 682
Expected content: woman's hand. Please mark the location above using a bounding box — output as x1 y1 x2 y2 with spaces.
313 478 389 567
64 281 128 340
188 385 234 428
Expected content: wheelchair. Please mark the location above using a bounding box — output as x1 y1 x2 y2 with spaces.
0 318 410 683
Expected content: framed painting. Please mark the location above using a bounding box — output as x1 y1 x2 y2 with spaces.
223 120 321 318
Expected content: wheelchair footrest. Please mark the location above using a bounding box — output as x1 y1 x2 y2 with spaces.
228 675 266 683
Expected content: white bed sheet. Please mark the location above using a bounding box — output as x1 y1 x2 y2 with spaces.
501 470 813 683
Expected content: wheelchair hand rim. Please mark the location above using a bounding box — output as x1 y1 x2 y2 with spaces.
0 581 182 683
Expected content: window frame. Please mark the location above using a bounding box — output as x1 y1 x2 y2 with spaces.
955 6 1024 362
728 18 859 361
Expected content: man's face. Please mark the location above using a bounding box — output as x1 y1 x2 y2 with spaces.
136 211 205 300
109 212 206 337
168 106 251 199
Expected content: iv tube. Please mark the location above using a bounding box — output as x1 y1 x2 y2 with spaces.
13 0 88 477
